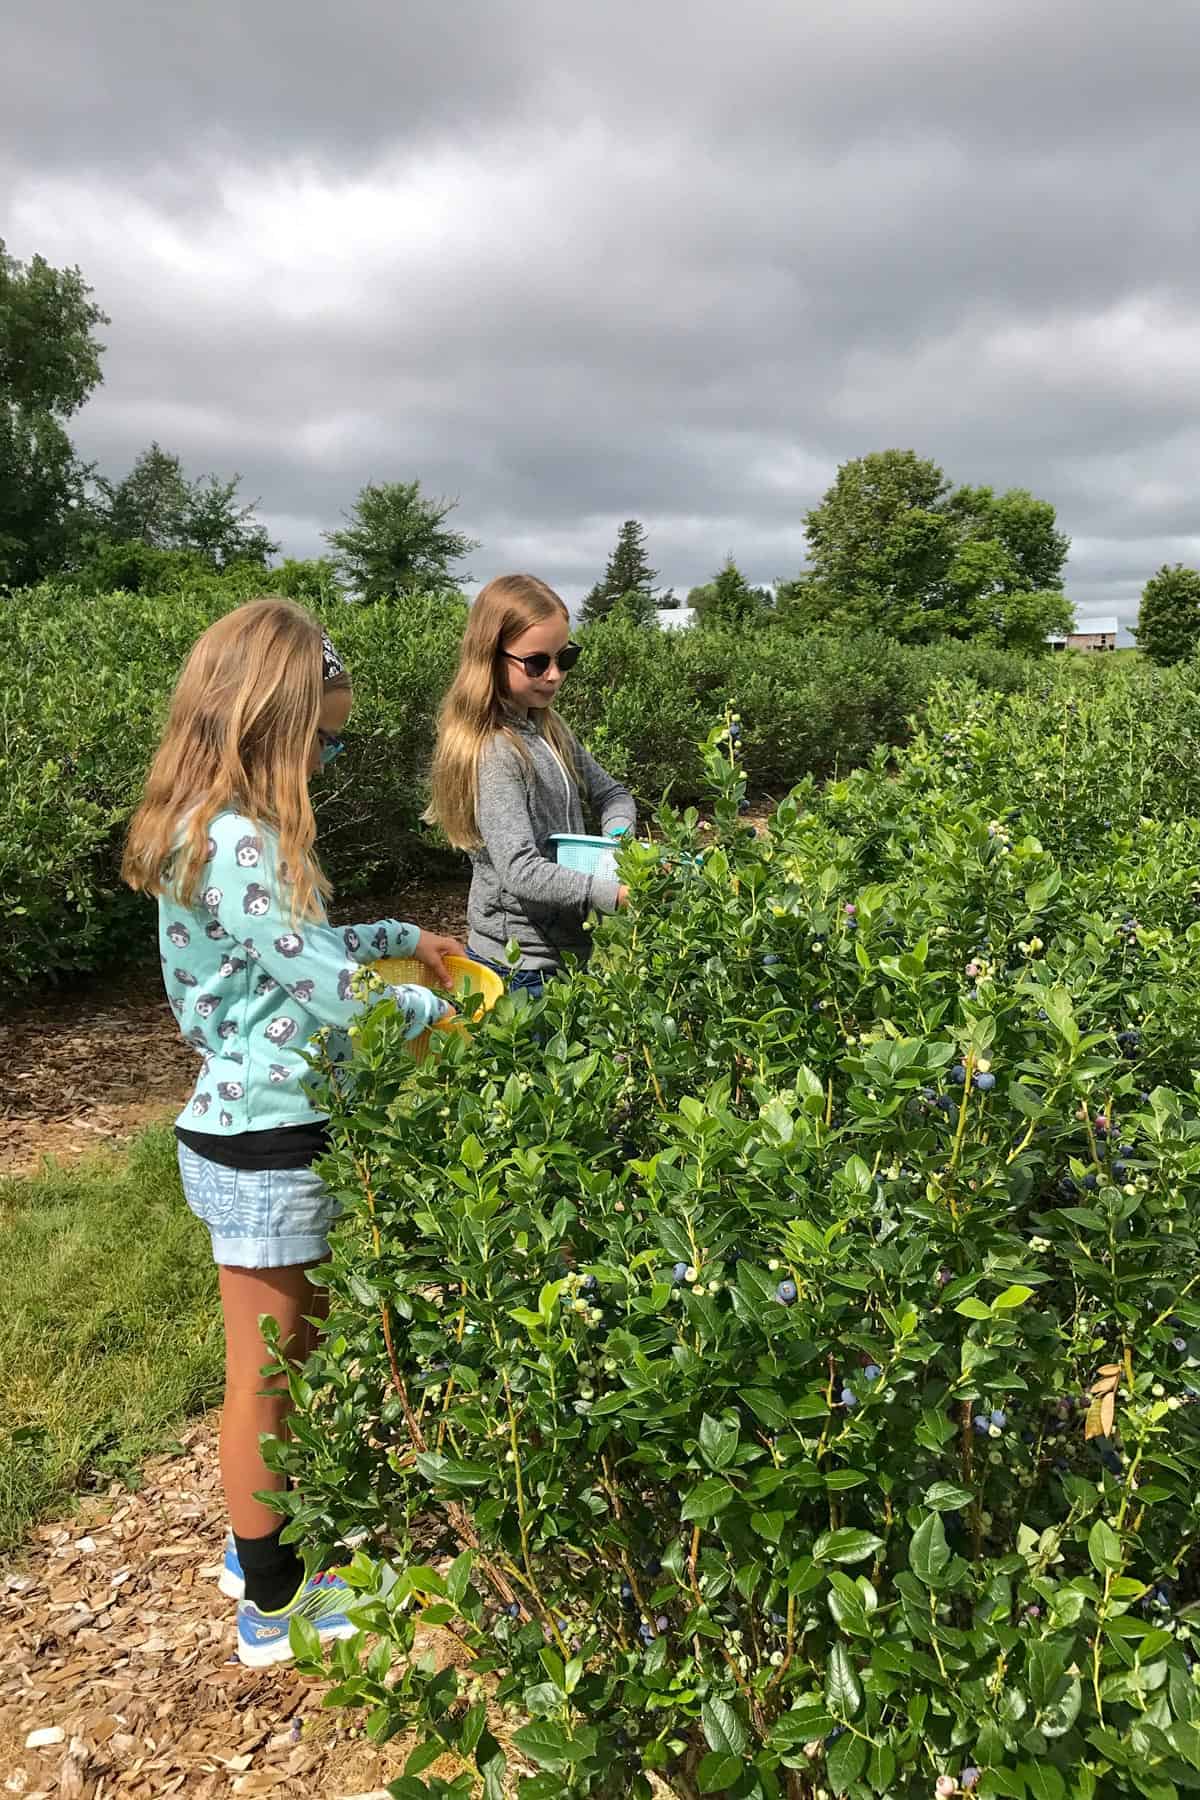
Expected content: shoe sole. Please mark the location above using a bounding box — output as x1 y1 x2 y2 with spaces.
236 1617 358 1669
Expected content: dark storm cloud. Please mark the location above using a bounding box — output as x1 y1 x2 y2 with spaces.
5 0 1199 619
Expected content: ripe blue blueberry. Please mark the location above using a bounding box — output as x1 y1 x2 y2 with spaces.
991 1409 1006 1429
863 1362 881 1382
580 1273 598 1294
762 953 782 966
1174 1337 1187 1352
973 1070 996 1091
645 1556 662 1577
962 1767 981 1792
507 1601 521 1618
840 1386 858 1408
776 1279 798 1305
973 1414 990 1436
672 1262 689 1285
951 1062 967 1084
620 1580 634 1604
1083 1173 1099 1191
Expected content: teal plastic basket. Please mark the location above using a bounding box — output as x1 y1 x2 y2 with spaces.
550 833 621 879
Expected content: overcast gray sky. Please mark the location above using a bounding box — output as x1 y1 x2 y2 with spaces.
5 0 1199 627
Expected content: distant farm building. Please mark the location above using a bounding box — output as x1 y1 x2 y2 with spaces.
657 606 697 631
1047 614 1119 652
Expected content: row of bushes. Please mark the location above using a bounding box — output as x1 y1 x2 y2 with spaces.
0 576 1157 990
275 674 1200 1797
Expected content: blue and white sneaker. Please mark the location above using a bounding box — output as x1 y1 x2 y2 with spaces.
219 1530 244 1600
218 1527 367 1601
236 1569 358 1668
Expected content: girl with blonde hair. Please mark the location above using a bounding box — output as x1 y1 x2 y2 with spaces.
427 573 635 996
124 596 464 1665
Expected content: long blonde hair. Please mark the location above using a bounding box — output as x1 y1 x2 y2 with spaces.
426 573 579 850
122 596 350 920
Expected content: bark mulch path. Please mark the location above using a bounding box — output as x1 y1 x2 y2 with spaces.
0 1420 474 1800
0 879 469 1178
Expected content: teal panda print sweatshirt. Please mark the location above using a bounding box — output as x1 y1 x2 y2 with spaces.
158 810 446 1136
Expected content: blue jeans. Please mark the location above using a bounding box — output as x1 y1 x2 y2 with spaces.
468 950 551 1003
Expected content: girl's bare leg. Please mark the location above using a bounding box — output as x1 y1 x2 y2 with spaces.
218 1263 318 1538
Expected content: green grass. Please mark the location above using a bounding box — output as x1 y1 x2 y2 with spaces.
0 1127 223 1549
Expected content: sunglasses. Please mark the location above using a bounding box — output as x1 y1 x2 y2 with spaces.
501 642 582 680
317 729 346 767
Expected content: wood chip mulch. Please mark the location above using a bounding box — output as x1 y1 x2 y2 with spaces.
0 1420 473 1800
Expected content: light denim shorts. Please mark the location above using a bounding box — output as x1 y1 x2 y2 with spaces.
177 1143 339 1269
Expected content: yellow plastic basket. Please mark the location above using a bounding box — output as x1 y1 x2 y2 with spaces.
372 953 504 1063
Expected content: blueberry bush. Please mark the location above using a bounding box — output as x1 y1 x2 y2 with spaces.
4 576 1071 988
270 681 1200 1798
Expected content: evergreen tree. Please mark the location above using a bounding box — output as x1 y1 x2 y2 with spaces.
579 519 659 625
325 479 478 600
608 586 659 628
1136 564 1200 666
696 555 766 628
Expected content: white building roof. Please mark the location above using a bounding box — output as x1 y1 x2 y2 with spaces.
1071 615 1119 636
657 606 696 631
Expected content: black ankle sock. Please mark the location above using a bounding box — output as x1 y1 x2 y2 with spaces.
234 1525 305 1613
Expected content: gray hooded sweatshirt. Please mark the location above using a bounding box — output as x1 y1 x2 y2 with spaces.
467 714 637 971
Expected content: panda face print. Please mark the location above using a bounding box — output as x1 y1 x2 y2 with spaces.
343 928 360 954
274 933 304 958
191 1092 211 1116
174 968 198 987
371 926 389 955
217 1019 238 1040
206 836 217 861
195 994 220 1019
168 996 184 1017
290 979 315 1003
219 1110 233 1128
255 973 277 996
202 886 223 913
337 968 354 1002
243 884 271 918
166 922 190 948
226 1050 244 1063
269 1063 289 1083
217 955 247 980
186 1027 210 1050
235 835 263 868
217 1080 244 1101
205 919 227 942
242 940 260 959
265 1016 298 1046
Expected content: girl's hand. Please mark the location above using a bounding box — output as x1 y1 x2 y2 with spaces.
617 885 630 908
413 930 468 987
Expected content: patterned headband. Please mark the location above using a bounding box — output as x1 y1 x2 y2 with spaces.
321 631 346 683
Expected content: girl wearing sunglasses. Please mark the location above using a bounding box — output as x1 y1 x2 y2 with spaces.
427 573 636 995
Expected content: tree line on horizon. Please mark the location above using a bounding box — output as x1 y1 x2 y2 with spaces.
3 236 1196 661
